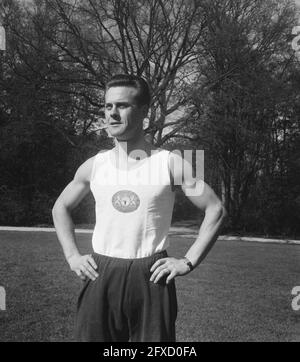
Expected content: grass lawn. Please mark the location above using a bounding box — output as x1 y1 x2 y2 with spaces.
0 230 299 342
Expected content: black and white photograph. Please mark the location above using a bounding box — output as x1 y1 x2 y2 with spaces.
0 0 299 344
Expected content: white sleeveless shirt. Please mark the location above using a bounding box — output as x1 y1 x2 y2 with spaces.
90 149 175 258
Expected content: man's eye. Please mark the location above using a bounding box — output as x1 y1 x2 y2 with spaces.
105 105 112 110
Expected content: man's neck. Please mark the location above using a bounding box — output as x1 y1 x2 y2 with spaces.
111 135 158 168
115 138 147 156
114 135 155 158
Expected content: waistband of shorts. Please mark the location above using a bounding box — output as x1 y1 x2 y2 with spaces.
91 249 168 263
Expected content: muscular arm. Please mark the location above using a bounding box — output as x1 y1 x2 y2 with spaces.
150 151 227 283
52 157 98 280
182 180 227 268
177 152 227 267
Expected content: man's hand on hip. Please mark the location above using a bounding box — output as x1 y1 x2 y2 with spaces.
150 257 191 284
68 254 99 281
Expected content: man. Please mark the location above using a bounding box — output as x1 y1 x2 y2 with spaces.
52 74 227 342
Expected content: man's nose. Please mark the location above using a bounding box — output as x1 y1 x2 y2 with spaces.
110 105 120 119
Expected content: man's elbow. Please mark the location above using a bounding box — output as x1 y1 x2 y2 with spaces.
51 199 65 219
51 201 59 220
218 203 228 221
208 202 228 223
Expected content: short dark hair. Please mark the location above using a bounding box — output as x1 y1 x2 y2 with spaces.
105 74 151 107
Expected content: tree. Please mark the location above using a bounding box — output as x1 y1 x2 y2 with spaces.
181 0 299 231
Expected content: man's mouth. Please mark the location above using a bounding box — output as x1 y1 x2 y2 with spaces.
109 122 122 126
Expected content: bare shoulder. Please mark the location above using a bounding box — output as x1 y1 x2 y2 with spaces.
75 149 110 183
168 150 185 174
168 150 205 191
74 155 96 184
168 149 184 163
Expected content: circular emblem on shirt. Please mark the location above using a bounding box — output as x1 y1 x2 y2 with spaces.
112 190 140 213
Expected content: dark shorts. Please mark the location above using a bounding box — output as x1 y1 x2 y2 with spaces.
75 250 178 342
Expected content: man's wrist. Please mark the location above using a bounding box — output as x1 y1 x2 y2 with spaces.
182 257 194 272
66 252 81 264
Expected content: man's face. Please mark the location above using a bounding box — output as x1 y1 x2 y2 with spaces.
104 86 147 141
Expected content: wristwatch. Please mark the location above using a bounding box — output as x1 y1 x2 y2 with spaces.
183 257 194 271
